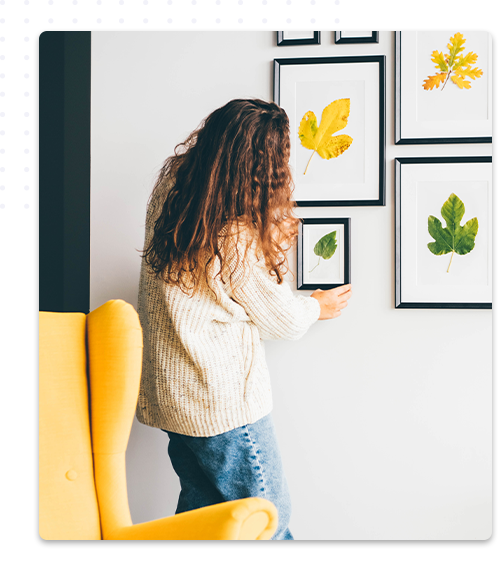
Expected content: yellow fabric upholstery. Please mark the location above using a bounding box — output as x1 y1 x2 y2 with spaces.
39 299 278 540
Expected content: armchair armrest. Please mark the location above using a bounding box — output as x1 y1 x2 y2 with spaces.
105 497 278 541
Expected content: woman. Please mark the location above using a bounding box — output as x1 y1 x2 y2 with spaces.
136 98 352 540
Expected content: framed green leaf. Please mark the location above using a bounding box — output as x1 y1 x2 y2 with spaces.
309 230 337 273
427 193 479 272
297 218 351 290
395 156 492 309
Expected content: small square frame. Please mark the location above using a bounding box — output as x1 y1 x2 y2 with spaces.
277 31 321 46
297 218 351 290
335 31 379 44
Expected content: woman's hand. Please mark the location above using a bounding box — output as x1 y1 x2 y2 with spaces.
310 284 352 320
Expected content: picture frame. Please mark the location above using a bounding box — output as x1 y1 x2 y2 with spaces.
395 31 492 144
395 156 492 309
277 31 321 46
274 55 386 206
297 218 351 290
335 31 379 44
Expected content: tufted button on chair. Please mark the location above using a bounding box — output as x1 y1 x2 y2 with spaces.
39 299 278 540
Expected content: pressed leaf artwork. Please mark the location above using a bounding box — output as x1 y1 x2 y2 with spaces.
309 230 337 273
427 193 479 273
298 98 353 175
422 32 483 91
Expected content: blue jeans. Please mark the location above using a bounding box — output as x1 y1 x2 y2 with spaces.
162 413 293 540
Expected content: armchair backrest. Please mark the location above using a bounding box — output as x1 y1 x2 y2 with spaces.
39 311 101 539
39 299 144 540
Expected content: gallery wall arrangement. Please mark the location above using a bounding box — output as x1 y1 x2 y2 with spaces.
273 30 492 308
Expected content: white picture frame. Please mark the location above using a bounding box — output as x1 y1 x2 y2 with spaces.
395 31 492 144
274 55 386 206
297 218 351 290
395 156 492 309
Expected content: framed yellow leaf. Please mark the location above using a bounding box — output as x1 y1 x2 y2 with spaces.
396 31 492 144
297 99 353 175
274 54 385 206
423 33 483 92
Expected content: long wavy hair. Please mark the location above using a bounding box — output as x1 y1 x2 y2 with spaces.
139 98 299 294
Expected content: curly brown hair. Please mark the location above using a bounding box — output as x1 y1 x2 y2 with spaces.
139 98 299 294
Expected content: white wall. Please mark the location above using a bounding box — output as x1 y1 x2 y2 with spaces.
90 31 492 540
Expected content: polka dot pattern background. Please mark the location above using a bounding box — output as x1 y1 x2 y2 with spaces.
0 1 347 220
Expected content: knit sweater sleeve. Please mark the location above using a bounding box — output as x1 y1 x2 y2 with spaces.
223 237 321 341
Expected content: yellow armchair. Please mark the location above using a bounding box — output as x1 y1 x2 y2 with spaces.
39 299 278 540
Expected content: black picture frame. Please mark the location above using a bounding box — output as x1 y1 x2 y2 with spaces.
335 31 379 44
395 156 492 309
277 31 320 46
273 55 386 206
395 31 492 145
297 218 351 290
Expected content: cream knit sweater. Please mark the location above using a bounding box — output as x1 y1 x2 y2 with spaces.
135 181 321 436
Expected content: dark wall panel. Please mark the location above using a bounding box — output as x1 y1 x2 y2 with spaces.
39 31 91 313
